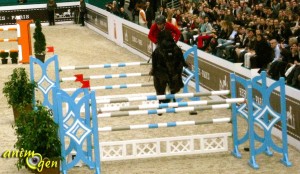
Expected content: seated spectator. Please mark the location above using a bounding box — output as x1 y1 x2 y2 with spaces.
181 13 198 45
166 8 178 28
236 28 256 64
269 42 296 80
215 21 237 58
223 25 245 61
286 62 300 89
269 39 281 63
254 34 274 72
175 9 183 28
197 16 215 50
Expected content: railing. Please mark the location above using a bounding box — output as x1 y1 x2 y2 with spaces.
166 0 181 9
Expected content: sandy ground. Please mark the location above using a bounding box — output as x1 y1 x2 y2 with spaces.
0 24 299 174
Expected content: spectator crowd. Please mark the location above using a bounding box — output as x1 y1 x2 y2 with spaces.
105 0 300 90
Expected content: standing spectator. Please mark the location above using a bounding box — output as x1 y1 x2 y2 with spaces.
79 0 86 26
145 1 153 29
148 15 181 44
128 0 136 12
132 0 145 23
47 0 57 26
118 0 125 8
119 7 130 20
137 5 147 27
110 1 120 16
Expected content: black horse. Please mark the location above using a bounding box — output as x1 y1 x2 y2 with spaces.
151 30 189 103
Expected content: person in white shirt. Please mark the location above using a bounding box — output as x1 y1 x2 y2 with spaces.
269 39 281 62
137 5 147 27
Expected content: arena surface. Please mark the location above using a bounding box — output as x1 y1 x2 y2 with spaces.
0 24 299 174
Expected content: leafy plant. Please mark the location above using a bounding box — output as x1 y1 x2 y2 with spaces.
14 104 62 170
10 51 18 60
33 20 46 55
2 68 36 108
0 51 9 59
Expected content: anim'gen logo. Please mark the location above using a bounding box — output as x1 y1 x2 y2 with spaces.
1 149 58 172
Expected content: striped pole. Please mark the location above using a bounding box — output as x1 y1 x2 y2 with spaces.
63 83 153 92
98 98 245 112
61 73 150 82
99 117 231 132
60 62 151 71
0 27 17 31
0 38 18 42
0 49 18 53
96 90 230 104
98 104 231 118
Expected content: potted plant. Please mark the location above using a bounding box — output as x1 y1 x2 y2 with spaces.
10 51 19 64
2 68 36 121
14 104 62 174
33 20 46 62
0 51 9 64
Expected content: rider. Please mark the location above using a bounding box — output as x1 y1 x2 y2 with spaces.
148 15 181 44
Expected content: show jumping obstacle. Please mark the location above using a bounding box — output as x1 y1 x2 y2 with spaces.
30 46 291 174
0 20 32 63
30 46 200 109
51 87 236 174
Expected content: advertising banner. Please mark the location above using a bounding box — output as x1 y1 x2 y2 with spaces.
122 24 152 57
0 6 78 25
86 8 108 34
